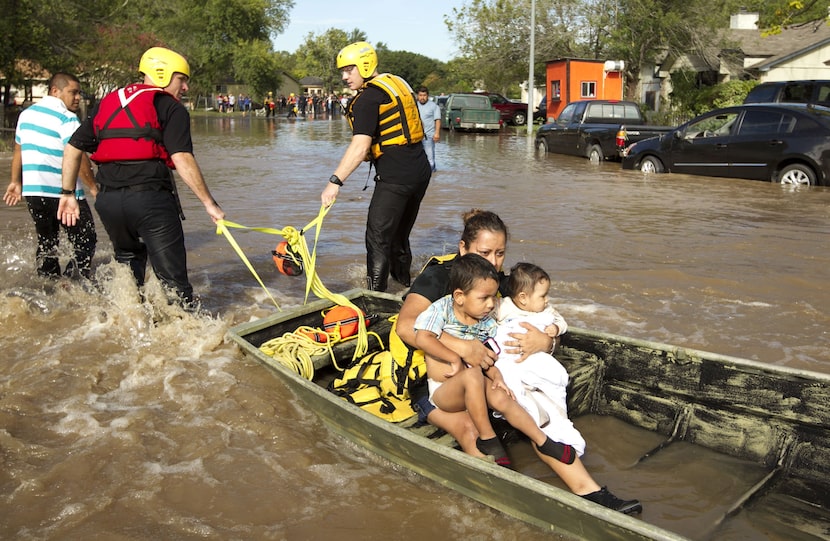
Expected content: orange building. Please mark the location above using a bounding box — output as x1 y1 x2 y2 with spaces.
544 58 625 119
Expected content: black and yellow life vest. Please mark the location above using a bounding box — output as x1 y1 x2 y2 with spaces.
346 73 425 160
329 318 426 422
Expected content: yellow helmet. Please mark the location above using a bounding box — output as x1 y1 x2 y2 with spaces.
139 47 190 88
337 41 377 79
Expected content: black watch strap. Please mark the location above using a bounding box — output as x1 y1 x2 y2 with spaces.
329 175 343 186
59 189 75 195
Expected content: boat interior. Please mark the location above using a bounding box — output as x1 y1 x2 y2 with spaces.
238 293 830 541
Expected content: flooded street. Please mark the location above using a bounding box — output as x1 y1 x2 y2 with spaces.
1 113 828 540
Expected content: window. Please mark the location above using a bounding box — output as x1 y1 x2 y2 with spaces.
684 112 738 139
581 81 596 98
738 110 795 135
551 80 561 101
584 102 641 123
817 84 830 107
557 103 576 124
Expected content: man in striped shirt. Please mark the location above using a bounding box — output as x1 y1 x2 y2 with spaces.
4 73 97 278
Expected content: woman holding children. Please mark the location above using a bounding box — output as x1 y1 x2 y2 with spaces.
394 209 642 514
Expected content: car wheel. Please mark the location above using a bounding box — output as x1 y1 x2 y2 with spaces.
588 144 603 162
536 137 549 153
776 164 816 186
513 111 527 125
639 155 664 174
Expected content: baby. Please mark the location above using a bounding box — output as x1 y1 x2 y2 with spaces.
494 262 586 457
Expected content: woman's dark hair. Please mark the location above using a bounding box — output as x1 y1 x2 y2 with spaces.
450 253 499 293
505 262 550 298
460 209 508 249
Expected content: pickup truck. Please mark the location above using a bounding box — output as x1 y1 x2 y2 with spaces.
475 92 529 125
534 100 673 161
442 93 501 132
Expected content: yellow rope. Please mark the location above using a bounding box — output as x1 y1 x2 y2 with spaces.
258 324 385 378
216 203 372 375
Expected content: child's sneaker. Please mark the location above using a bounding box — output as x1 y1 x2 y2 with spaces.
476 437 512 468
582 486 643 514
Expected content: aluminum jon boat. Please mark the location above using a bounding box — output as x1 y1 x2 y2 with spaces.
226 289 830 540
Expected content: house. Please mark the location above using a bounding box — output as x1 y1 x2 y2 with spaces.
299 76 325 96
543 58 625 120
638 11 830 111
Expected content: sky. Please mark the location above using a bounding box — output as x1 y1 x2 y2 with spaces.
271 0 465 61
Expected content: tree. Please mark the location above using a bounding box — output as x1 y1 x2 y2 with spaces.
445 0 584 94
747 0 830 33
596 0 739 101
375 48 445 89
294 28 367 92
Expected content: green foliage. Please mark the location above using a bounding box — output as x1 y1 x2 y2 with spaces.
666 69 759 120
376 50 446 89
4 0 826 113
294 28 364 92
2 0 294 104
744 0 830 33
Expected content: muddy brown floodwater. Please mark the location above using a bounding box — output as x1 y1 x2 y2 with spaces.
1 112 827 540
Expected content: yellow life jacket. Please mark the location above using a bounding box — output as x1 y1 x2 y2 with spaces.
329 317 426 422
346 73 425 160
421 252 456 271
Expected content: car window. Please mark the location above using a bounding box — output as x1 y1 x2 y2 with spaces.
738 110 795 135
744 84 780 103
583 103 640 122
817 84 830 107
782 83 813 103
557 103 576 124
684 112 738 139
791 114 821 134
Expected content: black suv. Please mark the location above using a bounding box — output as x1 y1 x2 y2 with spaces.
744 80 830 107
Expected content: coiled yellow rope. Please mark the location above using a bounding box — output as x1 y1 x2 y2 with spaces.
216 204 372 377
258 324 386 379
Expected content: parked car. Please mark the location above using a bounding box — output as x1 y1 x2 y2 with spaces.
442 93 501 132
621 103 830 186
744 80 830 107
474 92 529 125
535 100 674 161
533 94 548 123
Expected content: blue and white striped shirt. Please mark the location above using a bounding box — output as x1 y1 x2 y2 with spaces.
15 95 86 199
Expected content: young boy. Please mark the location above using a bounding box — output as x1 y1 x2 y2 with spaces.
413 253 576 467
494 262 586 457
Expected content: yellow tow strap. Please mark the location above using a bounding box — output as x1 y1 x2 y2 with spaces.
215 203 371 372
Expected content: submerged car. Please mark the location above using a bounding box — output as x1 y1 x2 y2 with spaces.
621 103 830 186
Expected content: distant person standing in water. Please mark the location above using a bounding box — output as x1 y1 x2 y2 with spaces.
58 47 224 308
416 86 441 172
321 41 431 291
4 72 98 279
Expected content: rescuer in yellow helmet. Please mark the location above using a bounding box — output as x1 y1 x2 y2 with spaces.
321 41 431 292
58 46 224 308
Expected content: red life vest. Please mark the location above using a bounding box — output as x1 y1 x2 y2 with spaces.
90 84 174 168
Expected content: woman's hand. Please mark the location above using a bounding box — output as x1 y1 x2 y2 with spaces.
506 322 554 362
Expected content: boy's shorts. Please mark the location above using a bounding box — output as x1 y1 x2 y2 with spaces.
412 394 436 424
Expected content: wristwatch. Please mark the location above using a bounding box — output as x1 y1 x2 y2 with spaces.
59 189 75 196
328 174 343 186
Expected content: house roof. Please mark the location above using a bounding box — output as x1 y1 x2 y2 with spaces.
299 76 324 86
727 19 830 71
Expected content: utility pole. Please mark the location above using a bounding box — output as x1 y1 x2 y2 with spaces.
527 0 536 139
